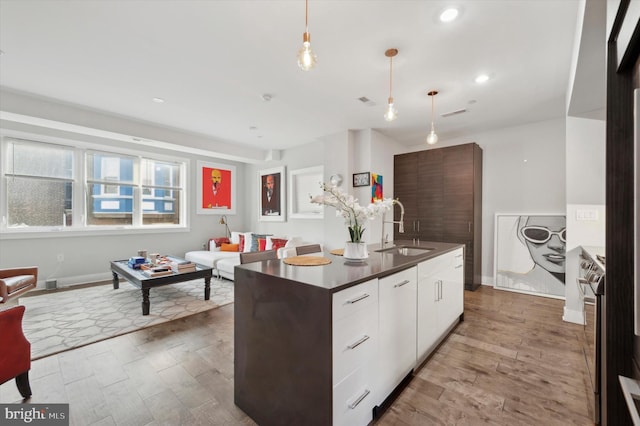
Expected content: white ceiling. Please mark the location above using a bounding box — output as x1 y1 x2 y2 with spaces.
0 0 582 152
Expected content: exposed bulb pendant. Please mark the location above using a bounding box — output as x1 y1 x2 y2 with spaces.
297 0 317 71
384 48 398 122
426 90 439 144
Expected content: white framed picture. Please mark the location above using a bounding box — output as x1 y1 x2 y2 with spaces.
258 166 286 222
494 213 566 299
289 166 324 219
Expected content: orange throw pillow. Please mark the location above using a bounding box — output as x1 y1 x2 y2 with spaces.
221 243 239 252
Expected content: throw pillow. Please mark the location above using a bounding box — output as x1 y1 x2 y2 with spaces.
270 237 288 250
258 238 267 251
251 233 272 252
238 234 246 252
209 237 230 251
221 243 239 252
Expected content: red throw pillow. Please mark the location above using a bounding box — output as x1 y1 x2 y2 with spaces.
238 234 246 252
270 238 288 250
210 237 230 250
258 238 267 251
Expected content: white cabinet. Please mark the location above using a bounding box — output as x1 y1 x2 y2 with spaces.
377 267 417 405
332 279 378 426
417 247 464 363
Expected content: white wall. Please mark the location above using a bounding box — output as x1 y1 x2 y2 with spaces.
241 128 406 251
564 116 606 324
402 117 567 285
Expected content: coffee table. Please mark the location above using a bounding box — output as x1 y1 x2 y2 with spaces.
110 257 213 315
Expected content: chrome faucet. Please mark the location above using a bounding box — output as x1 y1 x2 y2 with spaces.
381 199 405 246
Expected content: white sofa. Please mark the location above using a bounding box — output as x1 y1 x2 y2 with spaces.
185 232 304 281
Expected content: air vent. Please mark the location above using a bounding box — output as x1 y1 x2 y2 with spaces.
358 96 371 103
441 108 467 118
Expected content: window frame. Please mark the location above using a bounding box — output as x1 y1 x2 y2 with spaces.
1 134 189 237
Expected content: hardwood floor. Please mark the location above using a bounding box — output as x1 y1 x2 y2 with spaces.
378 286 594 426
0 286 594 425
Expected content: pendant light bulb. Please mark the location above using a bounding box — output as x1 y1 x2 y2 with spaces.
297 32 317 71
426 90 439 145
383 48 399 122
297 0 316 71
384 98 398 122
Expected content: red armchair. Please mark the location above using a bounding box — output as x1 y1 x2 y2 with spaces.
0 267 37 303
0 305 32 398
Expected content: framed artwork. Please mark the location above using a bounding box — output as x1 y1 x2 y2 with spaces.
259 166 286 222
197 161 236 215
494 213 566 299
371 173 383 202
353 172 370 187
289 165 324 219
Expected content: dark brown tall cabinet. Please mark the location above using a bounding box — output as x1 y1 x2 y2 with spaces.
394 142 482 291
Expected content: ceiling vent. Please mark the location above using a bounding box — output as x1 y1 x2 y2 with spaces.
441 108 467 118
358 96 371 103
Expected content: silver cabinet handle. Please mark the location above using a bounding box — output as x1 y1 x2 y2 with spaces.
417 220 420 232
348 389 371 409
394 280 410 288
439 280 443 300
346 294 370 304
468 222 471 233
347 335 370 350
455 265 463 269
434 281 439 302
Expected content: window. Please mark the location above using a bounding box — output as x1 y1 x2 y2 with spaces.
2 138 187 233
4 140 74 228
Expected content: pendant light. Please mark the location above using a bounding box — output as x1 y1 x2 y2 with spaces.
426 90 439 145
297 0 317 71
383 48 398 122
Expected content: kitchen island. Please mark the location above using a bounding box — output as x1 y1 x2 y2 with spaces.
234 240 464 426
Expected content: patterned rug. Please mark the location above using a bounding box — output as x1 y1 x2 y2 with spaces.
18 278 234 360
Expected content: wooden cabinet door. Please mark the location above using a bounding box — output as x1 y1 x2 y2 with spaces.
416 148 444 241
443 144 474 285
394 153 419 240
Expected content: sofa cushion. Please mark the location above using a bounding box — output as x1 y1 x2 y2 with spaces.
270 238 288 250
209 237 230 251
250 233 271 251
221 243 239 252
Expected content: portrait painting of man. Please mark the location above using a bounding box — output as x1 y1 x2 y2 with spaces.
197 162 235 214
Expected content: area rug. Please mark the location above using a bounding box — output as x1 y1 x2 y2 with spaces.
19 278 234 360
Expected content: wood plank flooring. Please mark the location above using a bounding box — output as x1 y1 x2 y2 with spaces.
0 285 594 426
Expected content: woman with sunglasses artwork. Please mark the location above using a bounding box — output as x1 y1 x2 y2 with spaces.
496 215 566 297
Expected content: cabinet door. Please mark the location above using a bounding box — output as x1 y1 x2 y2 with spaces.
439 248 465 328
443 144 474 285
394 153 419 240
417 259 441 360
377 267 417 404
416 149 444 241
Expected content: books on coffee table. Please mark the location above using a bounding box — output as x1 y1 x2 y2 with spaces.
170 260 196 273
143 266 173 277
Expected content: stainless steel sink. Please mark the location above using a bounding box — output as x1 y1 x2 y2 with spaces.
375 246 434 256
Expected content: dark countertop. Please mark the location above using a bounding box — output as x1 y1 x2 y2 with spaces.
235 240 463 292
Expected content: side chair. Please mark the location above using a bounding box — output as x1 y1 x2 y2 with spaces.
240 250 278 264
0 267 38 304
0 305 32 398
295 244 322 256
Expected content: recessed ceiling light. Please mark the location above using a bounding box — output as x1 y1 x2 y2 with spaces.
474 74 490 84
152 97 165 103
440 8 459 22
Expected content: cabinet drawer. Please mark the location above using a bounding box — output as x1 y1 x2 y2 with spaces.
333 364 376 426
333 306 378 385
332 279 378 321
